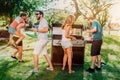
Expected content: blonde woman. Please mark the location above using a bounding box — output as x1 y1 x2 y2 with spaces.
61 15 76 74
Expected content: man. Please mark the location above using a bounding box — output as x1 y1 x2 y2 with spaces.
8 12 27 48
11 35 24 62
31 10 54 72
10 12 28 62
85 17 102 73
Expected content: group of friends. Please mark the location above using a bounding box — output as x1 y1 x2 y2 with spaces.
8 10 102 74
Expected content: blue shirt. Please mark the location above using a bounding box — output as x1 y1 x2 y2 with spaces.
91 20 102 40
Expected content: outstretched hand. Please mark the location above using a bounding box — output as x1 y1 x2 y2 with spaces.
84 30 90 34
71 36 76 40
31 28 37 32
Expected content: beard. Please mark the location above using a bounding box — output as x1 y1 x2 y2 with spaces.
37 16 41 20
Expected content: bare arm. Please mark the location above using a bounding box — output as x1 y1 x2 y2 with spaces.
37 27 48 33
31 27 48 33
85 27 97 33
16 24 25 36
65 26 76 40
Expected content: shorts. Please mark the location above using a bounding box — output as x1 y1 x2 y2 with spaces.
33 40 48 55
8 26 16 34
13 36 22 46
91 40 102 56
61 40 73 49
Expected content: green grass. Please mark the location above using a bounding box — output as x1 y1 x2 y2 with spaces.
0 35 120 80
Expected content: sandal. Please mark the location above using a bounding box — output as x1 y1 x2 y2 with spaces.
46 67 54 71
69 70 75 74
11 56 17 60
30 69 38 73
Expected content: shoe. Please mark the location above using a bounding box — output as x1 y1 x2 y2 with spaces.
18 60 24 62
86 67 95 73
11 56 18 60
46 67 54 71
30 69 38 73
95 66 101 71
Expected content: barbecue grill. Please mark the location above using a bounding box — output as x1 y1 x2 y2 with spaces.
51 23 85 65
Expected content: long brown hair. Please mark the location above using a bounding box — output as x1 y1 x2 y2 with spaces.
61 15 75 29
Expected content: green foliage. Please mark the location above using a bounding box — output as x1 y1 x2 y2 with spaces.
0 0 52 28
69 0 113 27
0 0 52 17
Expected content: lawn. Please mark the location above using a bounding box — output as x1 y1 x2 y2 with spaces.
0 32 120 80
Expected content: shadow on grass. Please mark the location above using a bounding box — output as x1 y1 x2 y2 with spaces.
84 62 120 80
26 64 120 80
0 59 20 80
53 66 84 80
0 41 8 51
101 63 120 80
101 48 120 63
26 66 84 80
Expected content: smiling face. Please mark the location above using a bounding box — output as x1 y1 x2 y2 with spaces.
35 11 42 20
21 16 27 20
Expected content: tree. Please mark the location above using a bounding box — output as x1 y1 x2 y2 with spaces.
72 0 113 27
0 0 52 24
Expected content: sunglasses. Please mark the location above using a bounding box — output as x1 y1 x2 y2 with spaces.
35 13 39 15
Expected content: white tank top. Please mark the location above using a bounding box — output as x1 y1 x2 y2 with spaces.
61 29 71 41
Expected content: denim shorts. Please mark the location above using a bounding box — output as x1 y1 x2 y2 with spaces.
8 26 16 34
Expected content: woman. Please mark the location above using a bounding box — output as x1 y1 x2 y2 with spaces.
61 15 76 74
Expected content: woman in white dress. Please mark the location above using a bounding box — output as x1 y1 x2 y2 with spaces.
61 15 76 74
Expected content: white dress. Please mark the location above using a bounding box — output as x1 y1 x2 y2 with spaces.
61 29 73 48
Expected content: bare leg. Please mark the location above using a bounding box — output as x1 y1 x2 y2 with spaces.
8 34 14 46
67 47 73 73
18 46 23 61
34 54 39 71
62 49 68 70
44 54 53 69
15 36 25 45
12 49 18 57
11 47 18 60
91 56 97 69
15 23 25 45
97 55 101 68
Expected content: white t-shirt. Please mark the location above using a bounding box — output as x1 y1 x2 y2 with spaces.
37 18 48 40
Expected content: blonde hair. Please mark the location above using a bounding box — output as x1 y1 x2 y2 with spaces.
61 15 75 29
